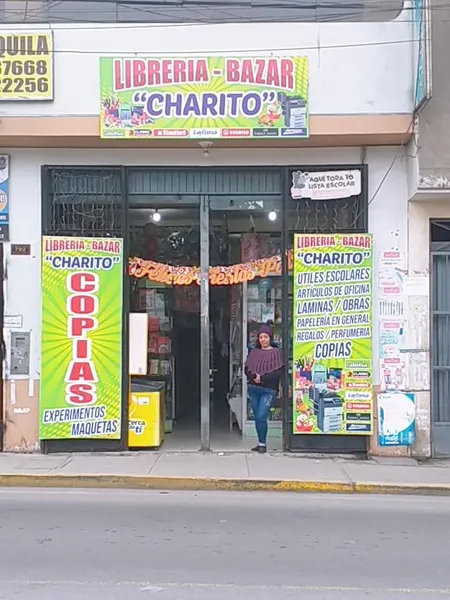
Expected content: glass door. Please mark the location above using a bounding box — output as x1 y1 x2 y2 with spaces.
199 195 210 450
209 194 283 451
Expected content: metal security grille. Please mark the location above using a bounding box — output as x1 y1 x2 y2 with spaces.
127 166 367 233
287 196 366 234
431 242 450 456
42 167 124 237
127 167 282 197
42 166 367 236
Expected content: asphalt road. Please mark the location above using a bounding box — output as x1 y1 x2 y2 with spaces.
0 489 449 599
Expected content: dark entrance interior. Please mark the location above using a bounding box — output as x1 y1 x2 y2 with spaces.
128 202 283 450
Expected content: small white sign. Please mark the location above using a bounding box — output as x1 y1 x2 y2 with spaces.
129 313 148 376
291 169 361 200
13 407 30 414
378 251 405 295
379 357 407 392
379 299 404 320
4 314 23 328
403 275 429 297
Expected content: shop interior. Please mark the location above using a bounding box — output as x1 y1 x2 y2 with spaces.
127 198 289 451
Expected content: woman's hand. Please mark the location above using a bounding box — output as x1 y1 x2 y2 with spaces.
254 374 261 384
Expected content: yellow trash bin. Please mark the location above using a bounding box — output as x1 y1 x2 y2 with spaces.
128 380 165 448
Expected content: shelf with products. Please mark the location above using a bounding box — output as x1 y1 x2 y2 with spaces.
228 285 244 430
227 234 291 443
247 275 283 422
133 280 176 433
243 276 284 437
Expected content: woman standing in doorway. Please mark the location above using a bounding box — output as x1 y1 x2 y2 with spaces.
245 324 284 453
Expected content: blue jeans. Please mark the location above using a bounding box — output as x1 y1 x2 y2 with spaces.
248 385 277 445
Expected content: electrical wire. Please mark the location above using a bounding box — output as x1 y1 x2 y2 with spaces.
0 0 437 30
0 37 422 56
0 12 425 27
0 0 434 49
0 0 430 57
345 115 415 229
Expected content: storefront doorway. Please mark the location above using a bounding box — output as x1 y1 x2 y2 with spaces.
128 184 284 451
41 164 368 455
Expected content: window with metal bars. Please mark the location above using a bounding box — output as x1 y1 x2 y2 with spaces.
42 166 124 238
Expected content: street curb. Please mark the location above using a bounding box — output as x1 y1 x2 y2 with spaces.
1 474 450 495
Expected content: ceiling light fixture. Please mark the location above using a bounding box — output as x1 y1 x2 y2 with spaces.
152 210 161 223
268 210 277 222
198 140 213 157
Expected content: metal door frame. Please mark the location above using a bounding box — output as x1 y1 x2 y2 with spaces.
199 194 210 451
430 233 450 457
0 243 4 451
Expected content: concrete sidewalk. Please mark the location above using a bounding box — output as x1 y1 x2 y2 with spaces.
0 451 450 495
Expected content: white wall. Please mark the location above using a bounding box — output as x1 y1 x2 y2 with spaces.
1 146 409 385
0 14 414 117
367 147 409 385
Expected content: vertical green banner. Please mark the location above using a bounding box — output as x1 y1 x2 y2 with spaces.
40 237 123 440
292 234 373 435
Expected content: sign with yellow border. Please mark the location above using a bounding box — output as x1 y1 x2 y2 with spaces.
0 32 53 100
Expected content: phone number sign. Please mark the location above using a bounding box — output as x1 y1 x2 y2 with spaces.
0 32 53 100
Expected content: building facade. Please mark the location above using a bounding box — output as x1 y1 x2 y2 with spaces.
407 0 450 458
0 1 426 456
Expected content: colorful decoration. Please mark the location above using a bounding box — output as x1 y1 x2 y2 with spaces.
129 252 293 286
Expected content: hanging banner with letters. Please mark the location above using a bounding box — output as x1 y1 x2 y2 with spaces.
129 252 294 285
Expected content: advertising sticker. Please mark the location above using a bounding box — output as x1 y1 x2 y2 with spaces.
378 251 404 294
292 234 373 435
290 170 361 201
0 155 10 241
99 56 309 139
378 392 415 446
379 357 407 392
39 237 123 440
378 321 404 359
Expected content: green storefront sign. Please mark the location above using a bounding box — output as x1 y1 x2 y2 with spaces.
292 234 373 435
39 237 123 440
100 56 308 139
